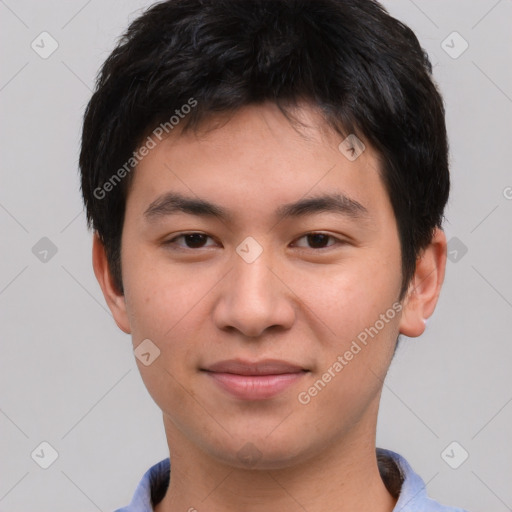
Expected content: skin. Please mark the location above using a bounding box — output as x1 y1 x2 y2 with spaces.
93 101 446 512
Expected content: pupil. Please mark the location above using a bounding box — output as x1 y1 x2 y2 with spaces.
308 234 328 248
186 234 206 248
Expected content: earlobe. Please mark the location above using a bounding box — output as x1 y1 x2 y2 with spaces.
398 228 447 338
92 232 131 334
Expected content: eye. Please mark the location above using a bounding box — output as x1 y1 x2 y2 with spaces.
163 232 345 251
164 232 218 249
292 232 343 249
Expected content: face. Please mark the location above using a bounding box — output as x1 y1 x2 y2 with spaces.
97 102 435 470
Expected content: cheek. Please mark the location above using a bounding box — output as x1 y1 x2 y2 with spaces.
287 248 402 343
121 249 221 381
288 250 403 412
122 262 208 413
122 244 203 337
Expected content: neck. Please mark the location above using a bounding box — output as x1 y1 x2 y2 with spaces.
155 413 397 512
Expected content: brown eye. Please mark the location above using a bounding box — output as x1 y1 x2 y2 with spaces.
182 233 208 248
306 233 331 248
165 233 216 249
293 233 340 249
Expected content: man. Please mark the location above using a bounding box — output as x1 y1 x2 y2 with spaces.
79 0 469 510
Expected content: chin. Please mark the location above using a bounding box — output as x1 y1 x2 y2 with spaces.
206 434 316 471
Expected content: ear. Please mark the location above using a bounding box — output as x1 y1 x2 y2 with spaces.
92 232 131 334
399 228 447 338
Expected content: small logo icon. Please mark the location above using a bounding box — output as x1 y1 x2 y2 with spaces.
31 441 59 469
237 442 263 467
447 236 468 263
338 134 366 161
503 186 512 200
134 338 161 366
32 237 58 263
441 32 469 59
441 441 469 469
236 236 263 264
31 31 59 59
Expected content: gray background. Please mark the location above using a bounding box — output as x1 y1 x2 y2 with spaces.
0 0 511 510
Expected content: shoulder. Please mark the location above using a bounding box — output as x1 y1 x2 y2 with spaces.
113 458 170 512
377 448 470 512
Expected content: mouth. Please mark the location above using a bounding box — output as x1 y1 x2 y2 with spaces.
201 359 310 400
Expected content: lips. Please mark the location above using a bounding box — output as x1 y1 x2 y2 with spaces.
201 359 309 400
203 359 307 375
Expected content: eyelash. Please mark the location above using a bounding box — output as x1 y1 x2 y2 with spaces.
163 232 346 251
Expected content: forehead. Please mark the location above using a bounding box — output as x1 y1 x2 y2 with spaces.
125 102 391 226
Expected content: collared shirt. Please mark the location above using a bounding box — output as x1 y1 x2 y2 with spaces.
114 448 469 512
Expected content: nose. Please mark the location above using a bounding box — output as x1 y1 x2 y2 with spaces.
212 247 296 338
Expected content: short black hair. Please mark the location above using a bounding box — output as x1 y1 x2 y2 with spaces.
80 0 449 299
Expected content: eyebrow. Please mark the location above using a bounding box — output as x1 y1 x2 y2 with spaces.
143 191 369 223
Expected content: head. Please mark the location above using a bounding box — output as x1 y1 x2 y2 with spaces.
81 0 448 469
